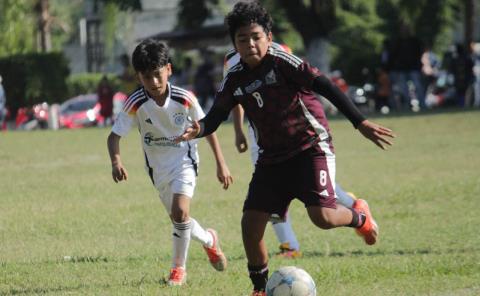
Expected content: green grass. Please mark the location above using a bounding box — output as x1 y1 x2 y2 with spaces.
1 109 479 295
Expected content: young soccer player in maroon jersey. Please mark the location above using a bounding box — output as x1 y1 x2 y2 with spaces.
176 2 395 295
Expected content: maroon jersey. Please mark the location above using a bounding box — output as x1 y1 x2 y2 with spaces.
216 46 332 164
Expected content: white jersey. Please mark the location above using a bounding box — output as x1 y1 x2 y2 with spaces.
112 83 205 182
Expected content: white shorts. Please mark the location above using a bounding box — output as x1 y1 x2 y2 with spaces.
152 166 196 214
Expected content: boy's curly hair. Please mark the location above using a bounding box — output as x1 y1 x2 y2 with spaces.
225 1 273 44
132 39 170 73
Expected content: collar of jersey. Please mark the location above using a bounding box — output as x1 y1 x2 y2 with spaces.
143 83 171 108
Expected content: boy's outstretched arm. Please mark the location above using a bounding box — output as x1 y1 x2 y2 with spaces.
356 120 394 150
232 105 248 153
107 132 128 182
205 133 233 190
176 105 230 143
312 75 395 149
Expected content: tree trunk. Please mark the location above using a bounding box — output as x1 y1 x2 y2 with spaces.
464 0 474 52
36 0 51 52
305 37 330 73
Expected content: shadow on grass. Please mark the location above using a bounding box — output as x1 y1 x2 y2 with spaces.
7 284 109 295
302 246 480 259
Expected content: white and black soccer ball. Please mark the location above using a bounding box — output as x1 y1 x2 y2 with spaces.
266 266 316 296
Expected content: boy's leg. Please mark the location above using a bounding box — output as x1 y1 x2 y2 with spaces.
271 213 301 257
242 210 270 293
335 183 355 208
170 194 192 270
166 193 191 286
249 124 300 256
301 144 377 244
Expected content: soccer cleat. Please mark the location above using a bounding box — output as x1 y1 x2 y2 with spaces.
167 267 187 286
250 290 266 296
353 199 378 245
203 229 227 271
347 192 358 200
276 242 302 259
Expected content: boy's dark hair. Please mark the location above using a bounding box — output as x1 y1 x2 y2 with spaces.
225 1 273 44
132 39 170 73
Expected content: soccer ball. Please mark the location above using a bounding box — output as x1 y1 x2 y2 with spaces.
266 266 316 296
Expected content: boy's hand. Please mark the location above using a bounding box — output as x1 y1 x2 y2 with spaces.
357 120 395 150
112 163 128 183
217 163 233 190
235 131 248 153
175 120 200 143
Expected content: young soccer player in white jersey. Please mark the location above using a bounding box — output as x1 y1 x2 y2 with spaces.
107 39 233 286
177 2 395 295
225 43 361 258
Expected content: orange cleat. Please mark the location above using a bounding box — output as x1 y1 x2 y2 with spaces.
167 267 187 286
203 229 227 271
276 242 302 259
353 199 378 245
250 290 266 296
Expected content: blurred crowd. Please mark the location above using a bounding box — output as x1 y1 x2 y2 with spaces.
375 23 479 114
1 33 479 132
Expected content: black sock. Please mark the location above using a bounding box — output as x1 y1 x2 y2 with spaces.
348 208 366 228
248 263 268 292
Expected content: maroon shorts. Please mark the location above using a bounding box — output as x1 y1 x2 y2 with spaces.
243 144 337 218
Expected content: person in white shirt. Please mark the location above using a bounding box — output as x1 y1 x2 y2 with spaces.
107 39 233 286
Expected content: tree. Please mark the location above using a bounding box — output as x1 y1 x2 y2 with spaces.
176 0 219 29
274 0 336 72
0 0 36 57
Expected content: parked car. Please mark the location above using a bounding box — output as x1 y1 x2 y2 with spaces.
58 92 127 129
59 94 102 129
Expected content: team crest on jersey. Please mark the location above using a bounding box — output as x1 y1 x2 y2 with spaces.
245 80 263 93
265 70 277 85
173 113 185 125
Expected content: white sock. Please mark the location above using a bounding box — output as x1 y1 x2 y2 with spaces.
335 183 355 208
272 212 300 251
172 220 192 268
189 217 213 247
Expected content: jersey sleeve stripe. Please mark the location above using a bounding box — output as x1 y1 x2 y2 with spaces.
123 88 144 112
219 63 243 91
270 49 303 68
127 97 148 115
171 86 197 108
123 89 148 115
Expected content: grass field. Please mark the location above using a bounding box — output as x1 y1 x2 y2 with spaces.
1 109 479 295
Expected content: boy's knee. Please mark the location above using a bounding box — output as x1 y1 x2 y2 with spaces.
170 211 189 223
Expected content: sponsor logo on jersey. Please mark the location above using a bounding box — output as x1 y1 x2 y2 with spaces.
144 132 180 147
173 113 185 125
234 87 244 96
145 118 153 124
265 70 277 85
245 80 263 93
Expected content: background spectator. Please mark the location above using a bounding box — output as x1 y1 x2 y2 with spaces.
449 43 474 107
193 50 216 110
389 22 425 111
97 75 114 126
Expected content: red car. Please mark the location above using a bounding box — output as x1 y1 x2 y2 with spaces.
59 92 127 129
59 94 102 129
